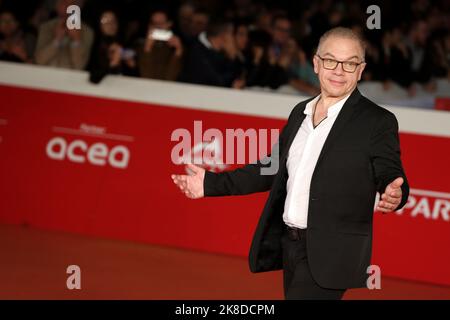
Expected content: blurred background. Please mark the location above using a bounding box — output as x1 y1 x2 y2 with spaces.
0 0 449 300
0 0 449 107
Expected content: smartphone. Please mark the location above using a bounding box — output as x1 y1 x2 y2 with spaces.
120 48 136 60
150 29 173 41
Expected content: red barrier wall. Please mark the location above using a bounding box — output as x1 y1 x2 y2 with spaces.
1 83 449 287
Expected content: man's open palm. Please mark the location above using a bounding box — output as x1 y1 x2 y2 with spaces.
171 164 205 199
377 177 404 212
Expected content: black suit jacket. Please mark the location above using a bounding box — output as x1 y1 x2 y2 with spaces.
178 39 241 87
204 88 409 289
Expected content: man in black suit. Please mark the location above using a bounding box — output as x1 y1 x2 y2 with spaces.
171 27 409 300
178 19 242 87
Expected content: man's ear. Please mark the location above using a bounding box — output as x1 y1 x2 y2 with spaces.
313 55 319 74
357 62 367 81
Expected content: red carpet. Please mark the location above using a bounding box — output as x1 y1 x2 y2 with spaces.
1 224 449 300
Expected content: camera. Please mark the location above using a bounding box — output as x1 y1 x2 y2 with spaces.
149 29 173 41
120 48 136 60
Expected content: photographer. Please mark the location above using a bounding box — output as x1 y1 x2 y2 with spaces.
138 10 183 81
35 0 93 70
0 9 36 63
88 10 137 84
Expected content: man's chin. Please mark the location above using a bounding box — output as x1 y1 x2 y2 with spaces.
323 87 347 98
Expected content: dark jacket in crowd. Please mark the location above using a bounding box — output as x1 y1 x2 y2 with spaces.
179 39 241 87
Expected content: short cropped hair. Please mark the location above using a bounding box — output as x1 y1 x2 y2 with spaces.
206 19 233 38
316 27 366 60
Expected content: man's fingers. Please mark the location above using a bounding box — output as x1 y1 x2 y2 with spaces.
377 205 392 212
388 177 404 190
378 199 398 211
172 175 190 189
175 183 186 191
376 206 391 213
171 174 196 198
381 193 400 203
171 171 203 199
381 194 394 203
184 188 199 199
171 174 189 190
383 188 402 198
378 201 394 209
384 177 403 201
171 174 187 182
389 190 402 198
172 179 186 189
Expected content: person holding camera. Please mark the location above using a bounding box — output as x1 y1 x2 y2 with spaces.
0 10 36 63
138 10 183 81
35 0 93 70
87 9 137 84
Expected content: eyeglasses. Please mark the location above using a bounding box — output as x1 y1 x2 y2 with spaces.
316 55 364 73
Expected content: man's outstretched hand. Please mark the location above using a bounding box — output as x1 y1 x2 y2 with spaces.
171 164 205 199
376 177 404 212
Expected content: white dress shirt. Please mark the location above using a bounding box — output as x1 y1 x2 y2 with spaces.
283 93 351 229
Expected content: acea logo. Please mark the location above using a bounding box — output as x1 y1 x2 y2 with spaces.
46 123 133 169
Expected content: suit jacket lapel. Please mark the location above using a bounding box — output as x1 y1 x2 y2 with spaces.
314 87 362 170
283 115 305 159
280 98 312 162
278 88 362 177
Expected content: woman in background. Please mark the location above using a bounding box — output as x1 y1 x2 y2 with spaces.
88 9 137 84
0 10 36 63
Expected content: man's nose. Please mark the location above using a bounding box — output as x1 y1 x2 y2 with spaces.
333 62 345 75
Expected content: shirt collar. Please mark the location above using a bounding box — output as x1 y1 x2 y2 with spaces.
304 94 321 116
304 92 352 118
199 32 213 49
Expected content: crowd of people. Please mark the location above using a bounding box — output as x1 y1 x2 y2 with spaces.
0 0 449 96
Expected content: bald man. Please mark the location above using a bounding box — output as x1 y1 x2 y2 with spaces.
172 27 409 300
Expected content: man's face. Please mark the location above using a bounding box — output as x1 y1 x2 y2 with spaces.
178 4 194 33
272 19 291 45
313 36 366 99
414 21 428 46
217 26 234 50
190 13 209 36
0 12 18 36
56 0 76 19
235 25 248 51
150 12 171 30
100 11 118 36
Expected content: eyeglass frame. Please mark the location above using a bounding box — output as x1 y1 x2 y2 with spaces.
315 54 365 73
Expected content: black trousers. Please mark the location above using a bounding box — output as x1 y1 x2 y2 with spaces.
281 226 346 300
